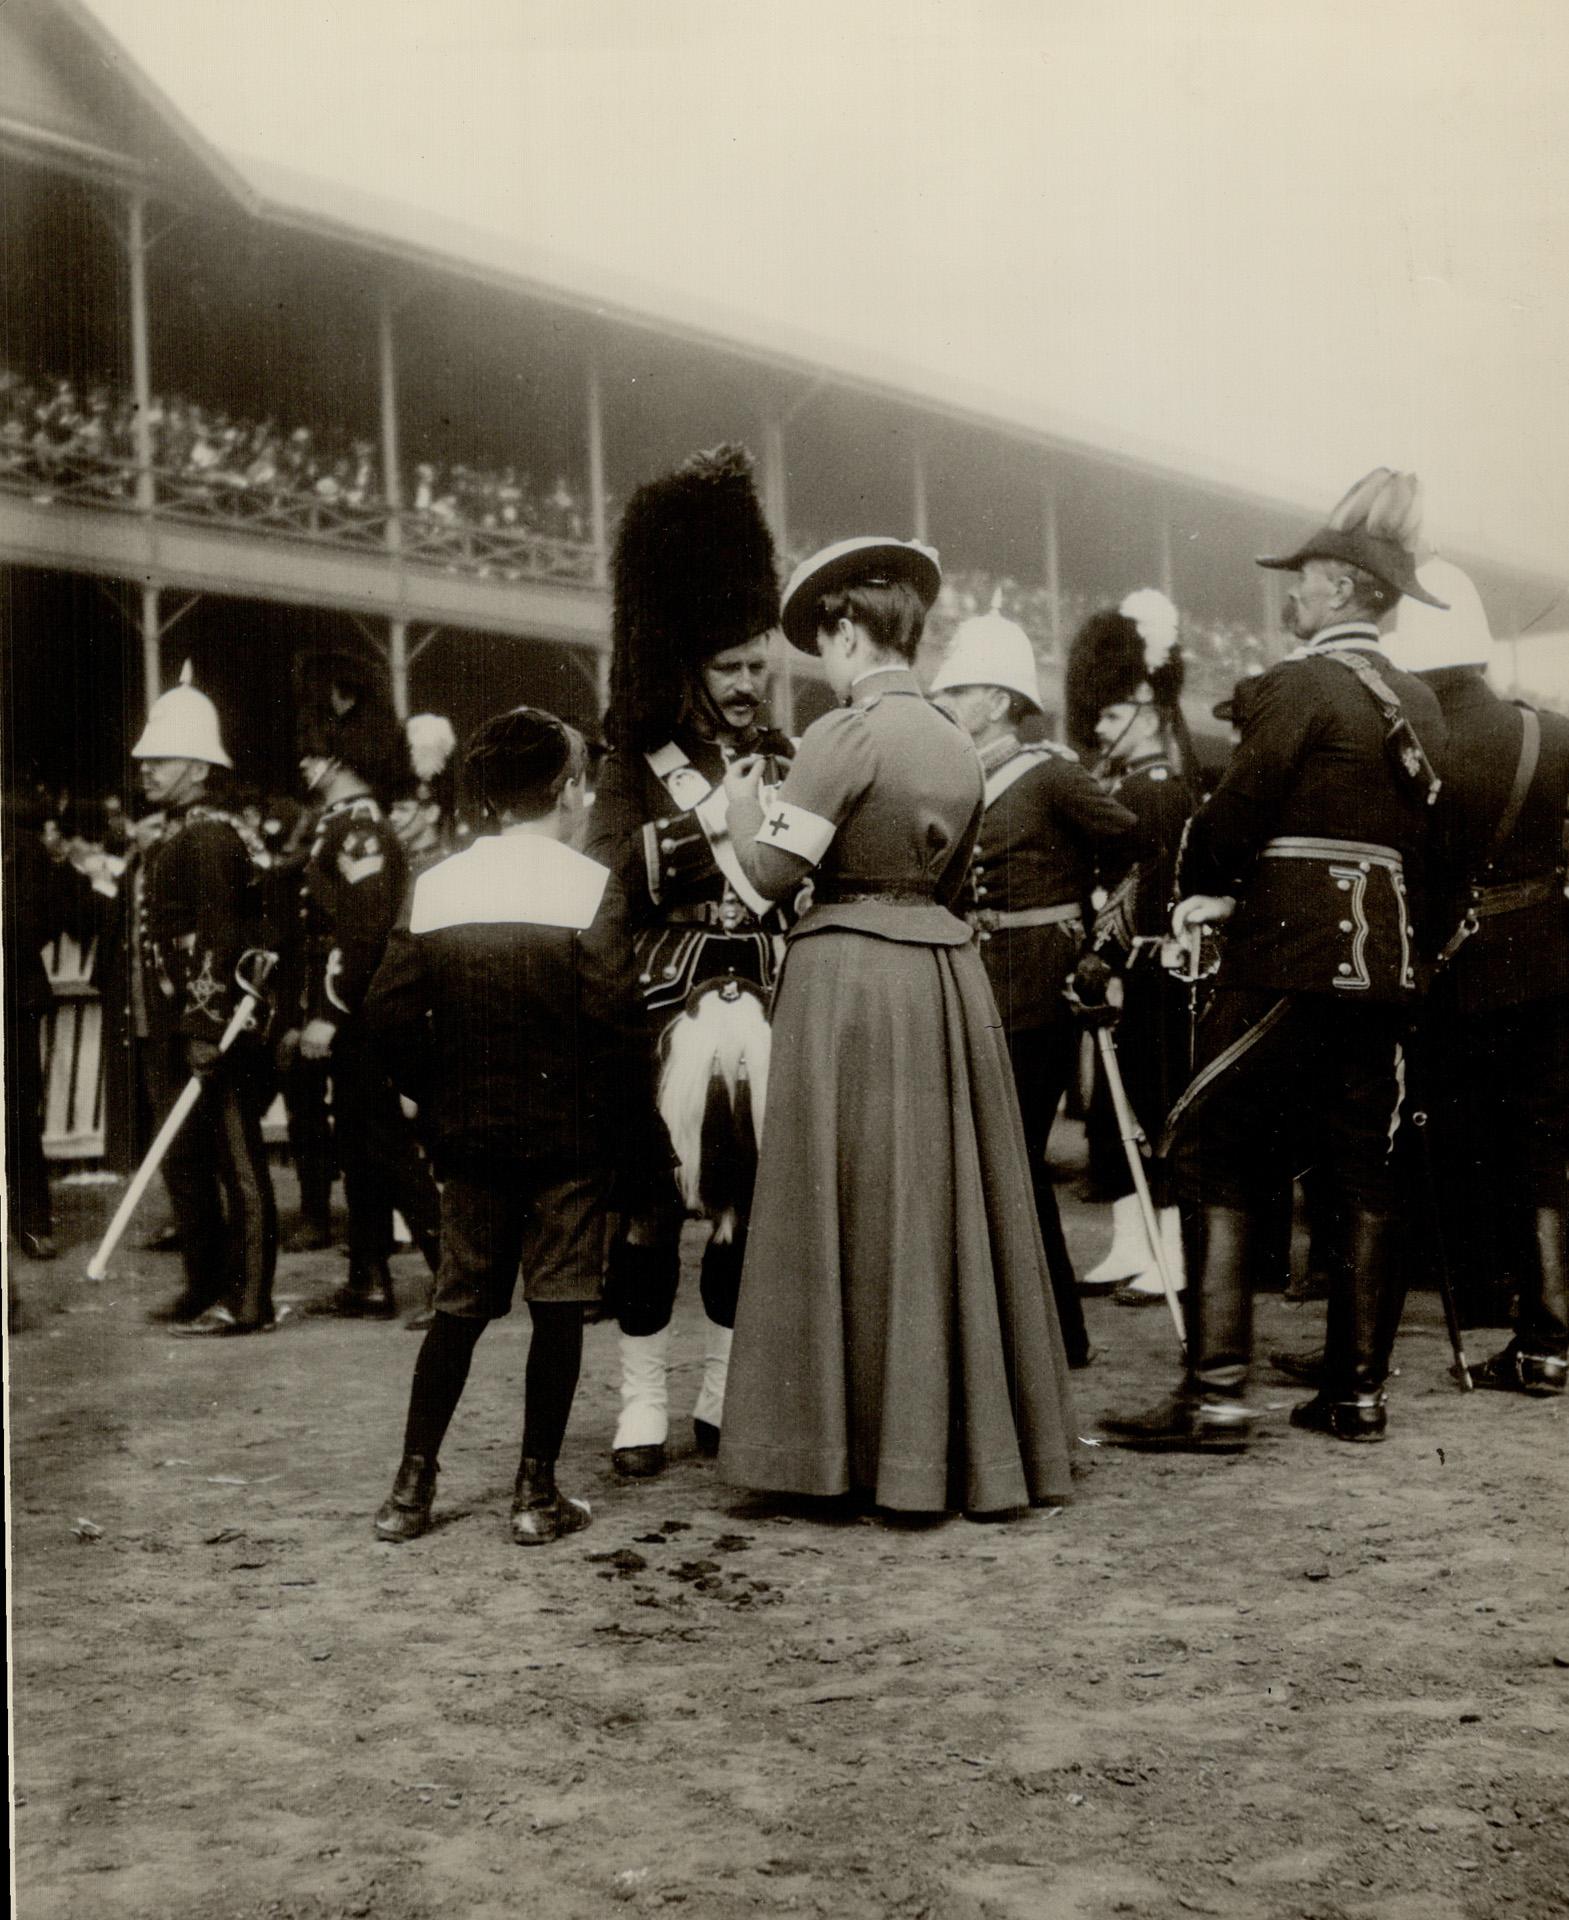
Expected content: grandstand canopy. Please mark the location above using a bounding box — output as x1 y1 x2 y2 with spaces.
64 0 1569 601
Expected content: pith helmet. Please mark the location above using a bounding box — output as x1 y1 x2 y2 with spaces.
929 600 1042 712
131 661 233 769
1257 468 1448 609
1384 560 1492 672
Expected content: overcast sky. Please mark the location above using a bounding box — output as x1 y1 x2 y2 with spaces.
85 0 1568 583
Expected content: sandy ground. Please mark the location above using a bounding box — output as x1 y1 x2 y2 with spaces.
7 1140 1569 1920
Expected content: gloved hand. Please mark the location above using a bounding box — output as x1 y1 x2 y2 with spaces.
184 1037 222 1078
1065 954 1124 1027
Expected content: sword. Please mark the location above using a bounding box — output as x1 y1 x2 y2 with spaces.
1408 1104 1474 1392
1093 1021 1187 1353
86 949 277 1283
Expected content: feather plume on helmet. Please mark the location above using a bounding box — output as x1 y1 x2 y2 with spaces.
1063 589 1186 758
605 444 781 753
292 646 409 797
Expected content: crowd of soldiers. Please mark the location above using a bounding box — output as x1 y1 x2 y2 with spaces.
10 450 1564 1543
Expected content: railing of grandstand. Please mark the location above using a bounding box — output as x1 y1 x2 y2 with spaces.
0 450 601 588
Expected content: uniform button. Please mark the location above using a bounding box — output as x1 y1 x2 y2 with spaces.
1359 861 1371 872
660 838 677 854
1336 879 1351 892
975 885 988 899
639 972 652 985
663 964 678 978
979 930 991 942
1337 963 1352 975
1339 919 1353 933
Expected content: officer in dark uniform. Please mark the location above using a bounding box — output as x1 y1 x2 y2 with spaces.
367 709 668 1544
288 652 441 1319
131 667 278 1335
1103 468 1448 1449
1384 562 1569 1397
1066 592 1197 1305
931 603 1141 1366
584 446 795 1477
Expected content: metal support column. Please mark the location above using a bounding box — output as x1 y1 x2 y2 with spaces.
759 417 794 732
1042 481 1062 648
378 289 404 552
127 191 155 514
586 354 609 587
911 445 929 545
141 583 161 711
388 619 410 720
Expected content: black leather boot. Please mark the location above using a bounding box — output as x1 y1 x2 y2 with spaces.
308 1258 397 1319
1102 1205 1257 1450
1473 1204 1569 1396
374 1454 438 1542
509 1457 591 1546
1291 1208 1391 1442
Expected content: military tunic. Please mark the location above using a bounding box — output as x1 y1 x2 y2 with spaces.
961 735 1141 1363
297 792 439 1268
1414 670 1569 1353
136 800 276 1323
721 667 1077 1514
1165 623 1446 1216
583 721 795 1333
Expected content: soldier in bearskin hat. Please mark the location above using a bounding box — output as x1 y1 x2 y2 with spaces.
1065 589 1197 1307
583 445 795 1477
1102 469 1447 1451
931 602 1142 1366
131 665 278 1335
286 648 442 1319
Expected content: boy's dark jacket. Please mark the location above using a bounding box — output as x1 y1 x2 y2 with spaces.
364 831 669 1198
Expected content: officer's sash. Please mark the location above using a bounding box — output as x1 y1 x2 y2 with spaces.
645 742 772 919
983 742 1069 810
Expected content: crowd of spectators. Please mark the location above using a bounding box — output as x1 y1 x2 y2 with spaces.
0 369 595 557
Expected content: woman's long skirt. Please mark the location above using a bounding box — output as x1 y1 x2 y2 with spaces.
720 928 1077 1514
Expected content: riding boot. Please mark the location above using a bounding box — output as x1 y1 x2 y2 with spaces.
1291 1208 1391 1442
1473 1203 1569 1395
1101 1205 1256 1449
510 1456 592 1545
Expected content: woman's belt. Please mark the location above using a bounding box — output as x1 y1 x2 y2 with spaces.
967 902 1083 933
1260 836 1403 871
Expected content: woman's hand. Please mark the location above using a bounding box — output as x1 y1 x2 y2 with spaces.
722 755 765 807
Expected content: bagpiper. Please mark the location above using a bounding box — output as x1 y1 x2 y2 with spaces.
132 665 278 1335
1103 468 1447 1449
1065 590 1197 1306
583 445 794 1476
931 602 1141 1367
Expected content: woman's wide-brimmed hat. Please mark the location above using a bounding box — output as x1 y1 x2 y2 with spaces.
780 536 942 652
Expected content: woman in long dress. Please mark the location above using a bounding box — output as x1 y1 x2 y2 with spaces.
718 537 1077 1516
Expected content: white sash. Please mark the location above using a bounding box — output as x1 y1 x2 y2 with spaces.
984 744 1055 810
645 743 773 920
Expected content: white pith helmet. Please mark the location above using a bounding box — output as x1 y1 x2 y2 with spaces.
131 660 234 769
1384 560 1492 673
929 598 1042 712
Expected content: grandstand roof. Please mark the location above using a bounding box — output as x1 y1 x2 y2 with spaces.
27 1 1569 597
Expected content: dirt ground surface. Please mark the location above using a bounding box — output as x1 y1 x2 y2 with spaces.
8 1138 1569 1920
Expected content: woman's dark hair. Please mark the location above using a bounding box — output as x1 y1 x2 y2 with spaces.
814 577 928 661
459 707 585 827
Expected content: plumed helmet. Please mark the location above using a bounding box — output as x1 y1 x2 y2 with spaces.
1384 560 1492 672
928 597 1042 712
606 445 781 752
1257 468 1448 609
131 661 233 769
387 712 458 805
292 647 408 796
1063 589 1184 756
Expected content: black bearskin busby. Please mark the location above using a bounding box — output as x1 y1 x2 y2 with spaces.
605 444 780 753
1064 589 1186 760
292 647 409 797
